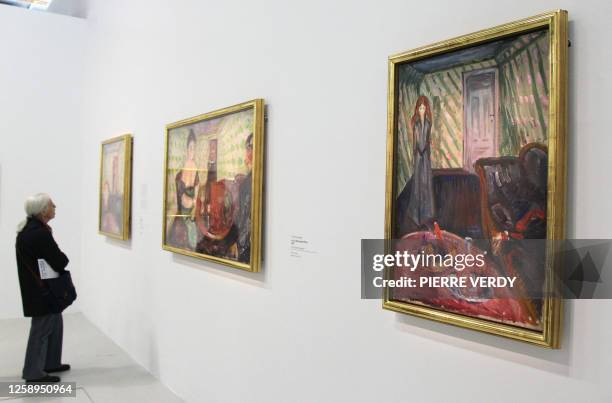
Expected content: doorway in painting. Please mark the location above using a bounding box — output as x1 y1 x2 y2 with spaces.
463 68 499 171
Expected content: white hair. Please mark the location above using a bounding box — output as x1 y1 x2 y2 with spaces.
16 193 52 232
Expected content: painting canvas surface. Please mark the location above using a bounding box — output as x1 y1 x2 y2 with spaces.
164 108 255 265
100 139 127 237
391 29 550 331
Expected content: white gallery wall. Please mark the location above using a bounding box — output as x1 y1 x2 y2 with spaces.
1 0 611 402
0 5 86 319
77 1 612 402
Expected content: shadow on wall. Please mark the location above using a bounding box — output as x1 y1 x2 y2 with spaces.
393 299 576 377
172 253 268 289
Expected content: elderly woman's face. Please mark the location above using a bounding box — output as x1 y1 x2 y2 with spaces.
45 200 56 221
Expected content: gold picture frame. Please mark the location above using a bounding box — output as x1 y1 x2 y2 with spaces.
384 11 567 347
162 99 265 272
98 134 133 240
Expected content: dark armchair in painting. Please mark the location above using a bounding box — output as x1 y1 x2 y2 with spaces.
475 143 548 242
475 143 548 316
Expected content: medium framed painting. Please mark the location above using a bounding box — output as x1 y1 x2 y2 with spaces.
384 11 568 347
162 99 265 272
99 134 133 240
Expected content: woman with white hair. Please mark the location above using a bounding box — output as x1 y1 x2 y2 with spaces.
15 193 71 383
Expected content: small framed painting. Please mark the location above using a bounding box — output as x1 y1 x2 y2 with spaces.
384 11 568 347
99 134 133 240
162 99 265 272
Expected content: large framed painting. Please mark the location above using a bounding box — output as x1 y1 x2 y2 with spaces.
162 99 265 272
384 11 567 347
99 134 133 240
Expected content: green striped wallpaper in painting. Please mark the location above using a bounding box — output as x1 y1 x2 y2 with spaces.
394 30 549 197
498 31 549 156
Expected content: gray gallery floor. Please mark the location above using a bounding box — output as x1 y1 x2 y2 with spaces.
0 313 182 403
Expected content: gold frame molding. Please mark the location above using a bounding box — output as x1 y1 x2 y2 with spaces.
162 99 265 273
98 134 133 240
383 10 568 348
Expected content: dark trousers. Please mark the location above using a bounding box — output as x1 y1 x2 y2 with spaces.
22 313 63 380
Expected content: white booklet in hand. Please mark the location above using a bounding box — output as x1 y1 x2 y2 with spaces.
38 259 59 280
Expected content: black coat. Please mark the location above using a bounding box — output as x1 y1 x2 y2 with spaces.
15 217 69 317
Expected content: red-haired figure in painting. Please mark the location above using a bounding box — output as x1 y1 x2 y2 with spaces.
406 95 435 229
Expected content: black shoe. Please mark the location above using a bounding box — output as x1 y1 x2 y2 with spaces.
26 375 61 383
44 364 71 373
